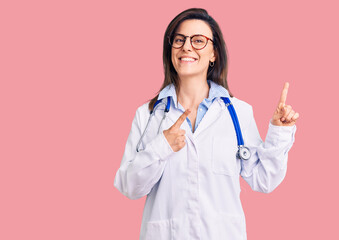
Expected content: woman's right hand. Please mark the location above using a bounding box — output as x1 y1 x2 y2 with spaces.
163 109 191 152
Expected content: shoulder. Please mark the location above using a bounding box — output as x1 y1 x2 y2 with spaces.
132 101 152 128
228 97 255 128
136 101 151 114
230 96 253 115
134 101 151 120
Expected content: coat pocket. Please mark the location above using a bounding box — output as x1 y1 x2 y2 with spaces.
218 212 246 240
211 136 237 176
144 218 175 240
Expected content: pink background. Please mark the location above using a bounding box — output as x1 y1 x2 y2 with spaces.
1 0 338 239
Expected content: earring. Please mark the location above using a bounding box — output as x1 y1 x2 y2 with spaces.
209 61 215 67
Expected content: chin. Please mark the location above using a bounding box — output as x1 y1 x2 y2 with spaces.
177 72 200 79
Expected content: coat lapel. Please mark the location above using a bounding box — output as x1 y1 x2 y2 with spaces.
166 106 194 141
192 99 224 138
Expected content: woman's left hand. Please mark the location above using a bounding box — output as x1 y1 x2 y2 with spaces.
271 82 300 126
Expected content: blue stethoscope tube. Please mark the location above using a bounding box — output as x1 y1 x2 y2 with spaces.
136 96 251 161
220 97 251 160
220 97 243 145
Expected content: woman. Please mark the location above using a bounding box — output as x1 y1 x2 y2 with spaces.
114 8 299 240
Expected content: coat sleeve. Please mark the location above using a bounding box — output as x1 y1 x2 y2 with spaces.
240 106 297 193
114 105 174 200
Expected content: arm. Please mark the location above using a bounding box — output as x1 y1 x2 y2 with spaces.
240 107 297 193
114 106 174 200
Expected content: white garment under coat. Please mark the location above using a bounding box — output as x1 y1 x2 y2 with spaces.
114 96 297 240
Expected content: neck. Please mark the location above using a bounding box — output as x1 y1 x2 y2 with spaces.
177 76 209 110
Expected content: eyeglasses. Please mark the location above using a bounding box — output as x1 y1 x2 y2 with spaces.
168 33 214 50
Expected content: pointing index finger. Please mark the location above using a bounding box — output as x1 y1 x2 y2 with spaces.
173 109 191 129
279 82 289 106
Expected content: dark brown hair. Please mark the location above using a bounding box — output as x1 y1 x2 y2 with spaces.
148 8 233 111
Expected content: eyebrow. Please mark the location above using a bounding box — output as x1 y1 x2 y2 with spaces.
175 33 203 36
174 33 213 39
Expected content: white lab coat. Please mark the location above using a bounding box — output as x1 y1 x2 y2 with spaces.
114 96 296 240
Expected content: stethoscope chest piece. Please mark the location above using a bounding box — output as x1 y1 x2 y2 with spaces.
237 146 251 160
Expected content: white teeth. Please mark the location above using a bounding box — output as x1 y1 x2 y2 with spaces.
180 58 196 62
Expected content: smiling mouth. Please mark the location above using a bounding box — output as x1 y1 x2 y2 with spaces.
179 57 197 63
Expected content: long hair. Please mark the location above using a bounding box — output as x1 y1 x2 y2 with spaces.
148 8 233 111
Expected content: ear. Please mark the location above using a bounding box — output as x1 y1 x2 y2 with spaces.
210 49 216 62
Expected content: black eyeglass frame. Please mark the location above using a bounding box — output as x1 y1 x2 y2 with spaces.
168 33 214 50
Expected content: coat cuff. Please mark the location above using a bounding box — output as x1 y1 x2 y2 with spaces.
265 121 297 148
149 131 174 161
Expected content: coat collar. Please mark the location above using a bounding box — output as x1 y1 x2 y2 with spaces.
157 80 230 109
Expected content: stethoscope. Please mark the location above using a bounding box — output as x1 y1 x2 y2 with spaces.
136 96 251 161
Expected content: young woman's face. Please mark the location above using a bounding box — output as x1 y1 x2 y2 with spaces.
171 19 216 80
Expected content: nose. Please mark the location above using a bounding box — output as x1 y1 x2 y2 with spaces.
182 37 193 51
